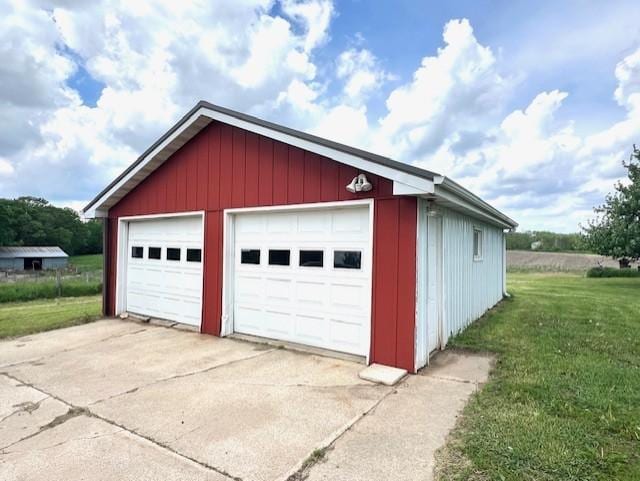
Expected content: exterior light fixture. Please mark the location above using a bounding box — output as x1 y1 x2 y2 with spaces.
346 174 373 193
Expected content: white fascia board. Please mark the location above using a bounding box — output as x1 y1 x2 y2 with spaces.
393 181 434 196
434 185 515 229
85 109 207 218
85 208 107 219
434 176 517 229
200 107 433 192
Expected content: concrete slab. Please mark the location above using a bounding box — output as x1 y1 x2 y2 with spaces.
5 324 274 406
0 375 69 449
92 349 389 481
0 319 144 368
358 363 407 386
423 350 495 384
0 414 228 481
304 374 478 481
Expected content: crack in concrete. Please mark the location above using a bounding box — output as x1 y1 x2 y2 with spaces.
84 348 277 408
426 374 483 390
0 397 48 425
0 326 149 370
0 371 242 480
283 386 396 481
5 428 127 454
0 406 88 452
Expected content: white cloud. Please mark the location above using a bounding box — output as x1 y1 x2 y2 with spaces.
0 0 334 202
1 3 639 233
374 19 513 161
336 48 391 102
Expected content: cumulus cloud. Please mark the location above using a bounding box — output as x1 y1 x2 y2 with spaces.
336 48 391 102
1 3 638 232
0 0 334 202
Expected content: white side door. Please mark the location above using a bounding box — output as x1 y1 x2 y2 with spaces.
426 215 442 353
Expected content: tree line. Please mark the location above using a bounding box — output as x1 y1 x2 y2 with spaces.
0 197 102 256
506 231 586 252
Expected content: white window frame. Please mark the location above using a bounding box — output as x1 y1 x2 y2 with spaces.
473 227 483 261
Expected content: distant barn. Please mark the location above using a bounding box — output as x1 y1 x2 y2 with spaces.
0 246 69 271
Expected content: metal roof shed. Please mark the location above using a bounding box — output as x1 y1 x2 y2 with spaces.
0 246 69 271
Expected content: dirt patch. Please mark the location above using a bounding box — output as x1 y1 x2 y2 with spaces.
507 250 637 271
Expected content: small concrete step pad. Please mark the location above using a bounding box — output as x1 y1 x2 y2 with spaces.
359 363 407 386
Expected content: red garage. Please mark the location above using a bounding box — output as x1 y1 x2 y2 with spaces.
84 101 517 373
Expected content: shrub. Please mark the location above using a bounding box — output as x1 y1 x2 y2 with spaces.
586 266 640 278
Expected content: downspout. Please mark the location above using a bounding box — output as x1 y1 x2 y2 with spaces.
502 230 509 298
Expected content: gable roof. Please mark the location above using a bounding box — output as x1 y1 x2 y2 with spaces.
83 101 517 229
0 246 68 258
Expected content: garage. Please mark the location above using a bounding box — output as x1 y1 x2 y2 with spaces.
124 214 204 326
229 204 372 357
87 101 517 372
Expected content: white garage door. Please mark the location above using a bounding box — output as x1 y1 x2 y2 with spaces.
233 206 372 356
125 215 203 326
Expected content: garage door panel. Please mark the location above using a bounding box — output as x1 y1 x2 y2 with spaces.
233 206 371 356
235 306 263 330
329 320 362 347
295 281 326 306
265 278 292 302
236 275 263 301
295 314 325 342
125 216 203 326
332 209 368 234
329 283 364 310
264 310 294 336
266 213 296 234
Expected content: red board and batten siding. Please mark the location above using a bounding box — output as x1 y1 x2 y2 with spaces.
107 122 417 371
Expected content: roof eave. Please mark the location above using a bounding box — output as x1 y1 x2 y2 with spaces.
432 176 518 230
83 101 438 217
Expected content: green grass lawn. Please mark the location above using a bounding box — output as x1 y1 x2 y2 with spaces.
0 277 102 303
68 253 103 272
438 273 640 481
0 295 102 339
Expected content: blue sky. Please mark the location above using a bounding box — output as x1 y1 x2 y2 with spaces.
1 0 639 232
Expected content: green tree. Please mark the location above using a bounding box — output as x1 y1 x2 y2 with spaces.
0 197 102 255
583 145 640 267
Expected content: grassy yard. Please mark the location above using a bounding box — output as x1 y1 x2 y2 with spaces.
0 295 102 339
68 253 103 272
437 273 640 481
0 277 102 303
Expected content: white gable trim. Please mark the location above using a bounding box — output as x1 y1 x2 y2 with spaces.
85 106 434 217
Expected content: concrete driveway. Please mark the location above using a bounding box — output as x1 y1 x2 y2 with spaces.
0 319 492 481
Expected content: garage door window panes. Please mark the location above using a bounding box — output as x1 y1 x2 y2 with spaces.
268 249 290 266
299 250 323 267
132 246 143 258
148 247 161 259
241 249 260 265
187 248 201 262
334 250 361 269
166 248 181 261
